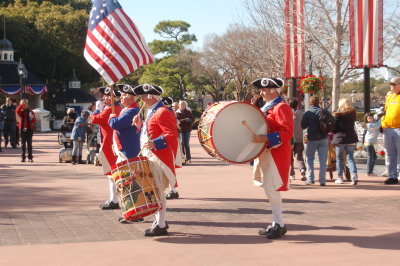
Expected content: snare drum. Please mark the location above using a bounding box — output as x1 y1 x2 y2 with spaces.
198 101 268 164
111 157 161 221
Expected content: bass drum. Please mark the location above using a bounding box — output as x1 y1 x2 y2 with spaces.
198 101 268 164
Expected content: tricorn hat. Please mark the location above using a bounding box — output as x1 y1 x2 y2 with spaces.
252 78 284 89
98 86 121 97
133 84 163 96
162 96 173 106
116 84 136 95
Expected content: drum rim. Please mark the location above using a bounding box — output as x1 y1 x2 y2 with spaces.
111 156 148 171
198 101 268 164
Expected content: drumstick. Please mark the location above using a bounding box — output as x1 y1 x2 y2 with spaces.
242 120 256 136
132 104 146 128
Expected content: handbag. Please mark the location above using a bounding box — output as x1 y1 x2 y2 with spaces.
331 132 346 145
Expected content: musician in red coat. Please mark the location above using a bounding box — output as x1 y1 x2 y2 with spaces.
91 87 122 210
251 78 294 239
132 84 179 237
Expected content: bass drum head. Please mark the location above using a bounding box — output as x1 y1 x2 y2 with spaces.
211 102 267 163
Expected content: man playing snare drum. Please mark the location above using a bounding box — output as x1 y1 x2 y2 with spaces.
91 87 122 210
132 84 179 237
251 78 294 239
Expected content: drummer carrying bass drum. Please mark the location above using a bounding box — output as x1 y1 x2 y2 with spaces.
251 78 294 239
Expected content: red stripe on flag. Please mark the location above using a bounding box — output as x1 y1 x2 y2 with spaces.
100 17 138 71
106 13 143 67
118 9 154 64
96 24 134 73
84 41 119 82
88 29 127 78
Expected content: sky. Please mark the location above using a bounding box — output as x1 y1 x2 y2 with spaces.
118 0 249 51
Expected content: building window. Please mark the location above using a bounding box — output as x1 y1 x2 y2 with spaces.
69 81 81 89
4 53 7 60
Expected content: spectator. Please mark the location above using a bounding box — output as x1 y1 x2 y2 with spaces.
176 100 194 163
362 112 381 176
0 108 4 152
1 97 17 148
16 99 36 162
70 110 90 165
381 77 400 185
301 96 331 186
289 99 306 180
332 98 359 185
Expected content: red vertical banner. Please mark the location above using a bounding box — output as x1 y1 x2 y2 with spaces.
284 0 305 79
349 0 383 68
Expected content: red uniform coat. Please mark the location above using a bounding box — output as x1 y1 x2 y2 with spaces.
146 104 179 177
91 104 122 174
265 101 294 191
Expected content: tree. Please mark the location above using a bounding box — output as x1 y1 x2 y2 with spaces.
140 50 197 99
149 20 197 56
140 20 198 100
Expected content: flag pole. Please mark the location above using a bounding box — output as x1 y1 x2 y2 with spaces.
110 84 115 114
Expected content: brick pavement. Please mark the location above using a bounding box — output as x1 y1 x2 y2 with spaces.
0 132 399 265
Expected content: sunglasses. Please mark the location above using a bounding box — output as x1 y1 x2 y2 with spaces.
390 83 398 86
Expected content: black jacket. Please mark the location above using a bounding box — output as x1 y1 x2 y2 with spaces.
332 109 358 144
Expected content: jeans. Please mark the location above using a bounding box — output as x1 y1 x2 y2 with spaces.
336 144 357 178
383 128 400 179
290 142 306 176
180 131 191 161
366 144 377 174
3 121 16 147
21 129 33 159
72 140 84 157
305 138 328 184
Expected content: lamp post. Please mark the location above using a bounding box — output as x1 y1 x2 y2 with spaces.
17 59 28 99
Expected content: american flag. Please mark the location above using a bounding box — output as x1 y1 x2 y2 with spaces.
84 0 154 85
349 0 383 68
284 0 305 79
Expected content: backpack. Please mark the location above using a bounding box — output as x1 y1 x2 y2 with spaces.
319 109 335 134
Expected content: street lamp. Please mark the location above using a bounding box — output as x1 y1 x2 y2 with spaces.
17 59 28 99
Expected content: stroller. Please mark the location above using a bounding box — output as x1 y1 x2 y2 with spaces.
86 124 100 164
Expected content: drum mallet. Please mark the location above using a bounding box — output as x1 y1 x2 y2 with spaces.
242 120 256 136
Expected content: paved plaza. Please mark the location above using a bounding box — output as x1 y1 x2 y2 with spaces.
0 132 399 266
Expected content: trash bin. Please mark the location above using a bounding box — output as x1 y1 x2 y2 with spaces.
32 108 51 132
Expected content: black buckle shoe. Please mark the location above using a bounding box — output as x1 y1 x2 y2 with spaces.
384 178 398 185
99 201 120 210
166 191 179 199
144 225 168 237
258 224 275 235
266 224 287 239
